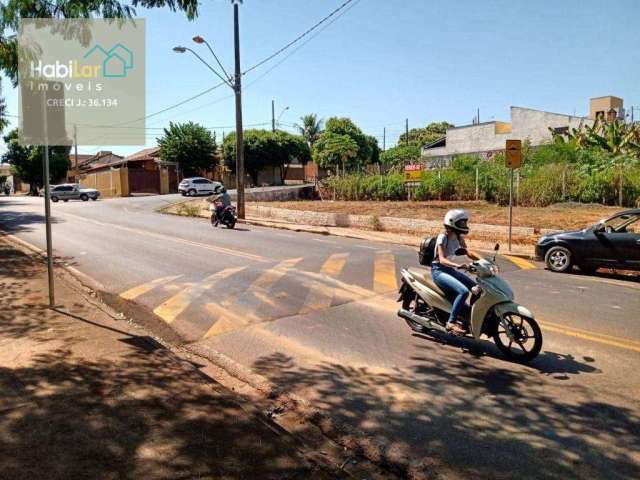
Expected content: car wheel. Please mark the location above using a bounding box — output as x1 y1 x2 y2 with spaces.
545 246 573 273
188 189 196 197
80 194 89 201
51 196 59 202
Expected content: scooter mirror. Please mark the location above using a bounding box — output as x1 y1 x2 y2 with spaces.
494 243 500 251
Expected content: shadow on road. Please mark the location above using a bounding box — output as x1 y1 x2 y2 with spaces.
0 244 330 480
410 331 600 379
0 209 61 235
252 349 639 479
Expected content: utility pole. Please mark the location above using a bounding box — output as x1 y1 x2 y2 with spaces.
233 0 245 219
477 108 480 124
73 124 78 182
405 118 409 146
271 99 275 133
383 127 386 151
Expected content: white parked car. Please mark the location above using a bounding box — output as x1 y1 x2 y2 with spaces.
178 177 222 196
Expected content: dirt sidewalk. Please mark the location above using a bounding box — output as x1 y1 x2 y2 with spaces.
0 239 346 480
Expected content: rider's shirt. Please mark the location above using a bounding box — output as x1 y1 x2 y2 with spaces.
433 233 462 264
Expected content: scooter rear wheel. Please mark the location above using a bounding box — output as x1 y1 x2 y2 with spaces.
493 313 542 362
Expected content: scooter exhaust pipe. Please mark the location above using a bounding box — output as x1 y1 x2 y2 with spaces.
397 309 447 333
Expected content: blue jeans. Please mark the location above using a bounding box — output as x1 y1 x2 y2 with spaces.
431 264 477 324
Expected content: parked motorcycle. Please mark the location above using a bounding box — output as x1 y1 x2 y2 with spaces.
209 203 237 229
397 244 543 362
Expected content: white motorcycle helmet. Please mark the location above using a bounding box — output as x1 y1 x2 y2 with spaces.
444 209 470 235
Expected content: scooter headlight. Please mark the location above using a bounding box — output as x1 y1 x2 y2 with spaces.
489 264 500 276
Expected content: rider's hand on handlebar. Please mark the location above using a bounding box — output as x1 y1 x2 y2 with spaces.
457 263 470 270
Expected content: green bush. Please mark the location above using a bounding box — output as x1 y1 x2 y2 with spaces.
320 144 640 207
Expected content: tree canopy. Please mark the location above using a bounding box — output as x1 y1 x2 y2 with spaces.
314 117 377 171
157 121 217 176
397 121 454 147
2 128 70 194
312 132 359 174
0 0 201 86
380 144 421 168
222 129 311 185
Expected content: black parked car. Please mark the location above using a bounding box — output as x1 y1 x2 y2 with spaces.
536 209 640 274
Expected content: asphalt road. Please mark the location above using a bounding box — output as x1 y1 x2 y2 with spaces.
2 195 639 479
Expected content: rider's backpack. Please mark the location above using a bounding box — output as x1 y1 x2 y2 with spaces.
418 236 438 266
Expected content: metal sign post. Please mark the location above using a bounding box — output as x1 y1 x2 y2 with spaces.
41 91 55 306
505 140 522 252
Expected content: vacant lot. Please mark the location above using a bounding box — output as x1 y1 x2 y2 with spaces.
252 200 621 231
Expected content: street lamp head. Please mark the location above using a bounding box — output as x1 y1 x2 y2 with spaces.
173 46 187 53
192 35 205 44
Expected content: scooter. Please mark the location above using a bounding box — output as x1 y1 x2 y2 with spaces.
397 244 543 362
209 202 237 229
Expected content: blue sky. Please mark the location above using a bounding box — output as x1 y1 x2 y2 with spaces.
2 0 639 156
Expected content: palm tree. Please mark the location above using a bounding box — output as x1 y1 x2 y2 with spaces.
296 114 323 149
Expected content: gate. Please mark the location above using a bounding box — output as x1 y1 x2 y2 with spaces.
128 168 160 194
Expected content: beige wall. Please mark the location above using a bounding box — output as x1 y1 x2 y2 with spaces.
80 168 129 197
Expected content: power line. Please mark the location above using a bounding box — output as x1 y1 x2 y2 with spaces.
242 0 361 90
242 0 357 75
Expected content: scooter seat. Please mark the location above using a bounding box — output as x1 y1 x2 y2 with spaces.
407 267 447 297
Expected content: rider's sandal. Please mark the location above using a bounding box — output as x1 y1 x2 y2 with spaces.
446 322 466 336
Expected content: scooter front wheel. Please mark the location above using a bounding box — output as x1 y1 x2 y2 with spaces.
493 313 542 362
210 214 218 227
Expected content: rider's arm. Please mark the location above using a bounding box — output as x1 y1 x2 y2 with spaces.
436 243 461 269
459 237 481 261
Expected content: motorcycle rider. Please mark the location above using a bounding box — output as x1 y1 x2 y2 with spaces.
209 184 231 226
431 209 481 336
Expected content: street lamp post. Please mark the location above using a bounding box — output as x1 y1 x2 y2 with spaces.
271 101 289 132
172 0 246 219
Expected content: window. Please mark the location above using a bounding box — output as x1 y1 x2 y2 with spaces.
553 126 569 135
604 214 639 233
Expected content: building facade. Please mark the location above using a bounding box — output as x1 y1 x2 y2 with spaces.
422 96 623 167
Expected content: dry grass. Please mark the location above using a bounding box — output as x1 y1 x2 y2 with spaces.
252 200 622 231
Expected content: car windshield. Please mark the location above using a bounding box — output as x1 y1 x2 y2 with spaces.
604 214 639 233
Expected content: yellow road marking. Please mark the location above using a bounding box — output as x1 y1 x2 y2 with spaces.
374 250 398 293
120 274 183 300
503 255 536 270
59 211 269 263
251 258 303 290
320 252 349 276
203 259 302 338
538 319 640 353
202 302 261 338
299 254 350 314
153 266 246 323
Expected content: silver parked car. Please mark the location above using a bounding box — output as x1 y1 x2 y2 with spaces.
178 177 222 196
50 184 100 202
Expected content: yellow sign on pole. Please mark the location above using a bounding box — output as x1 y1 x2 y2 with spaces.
404 164 423 183
505 139 522 169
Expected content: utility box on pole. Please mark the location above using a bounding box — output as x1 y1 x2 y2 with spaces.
505 139 522 169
